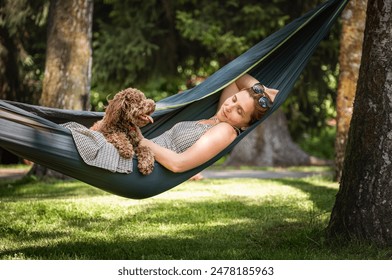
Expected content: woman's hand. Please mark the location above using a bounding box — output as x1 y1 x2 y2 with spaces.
139 137 148 146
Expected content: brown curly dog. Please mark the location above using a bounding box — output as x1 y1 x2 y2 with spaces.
90 88 156 175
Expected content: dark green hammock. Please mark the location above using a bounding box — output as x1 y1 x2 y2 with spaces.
0 0 347 199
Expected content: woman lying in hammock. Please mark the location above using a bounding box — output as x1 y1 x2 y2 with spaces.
142 74 279 173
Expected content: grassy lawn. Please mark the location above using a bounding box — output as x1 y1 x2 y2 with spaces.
0 171 390 260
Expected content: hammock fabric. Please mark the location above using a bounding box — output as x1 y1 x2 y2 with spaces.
0 0 348 199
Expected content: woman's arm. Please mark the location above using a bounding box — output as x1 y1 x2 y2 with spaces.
218 74 259 109
141 122 237 173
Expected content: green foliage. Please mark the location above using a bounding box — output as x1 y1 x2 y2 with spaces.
297 125 337 160
283 15 341 139
91 0 341 141
0 0 48 103
1 175 391 259
1 0 341 146
175 9 248 58
91 0 291 93
92 0 163 94
175 0 288 61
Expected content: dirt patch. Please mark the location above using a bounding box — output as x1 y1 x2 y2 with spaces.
0 168 29 179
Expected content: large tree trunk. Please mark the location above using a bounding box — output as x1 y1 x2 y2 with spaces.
40 0 93 110
327 0 392 245
225 109 328 167
31 0 93 178
334 0 367 182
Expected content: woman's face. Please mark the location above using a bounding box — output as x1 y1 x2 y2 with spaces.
217 90 254 128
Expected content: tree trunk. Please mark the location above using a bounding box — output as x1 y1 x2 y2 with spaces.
327 0 392 245
33 0 93 178
334 0 367 182
40 0 93 110
225 109 328 167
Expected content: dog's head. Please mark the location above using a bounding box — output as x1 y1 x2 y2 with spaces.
104 87 155 127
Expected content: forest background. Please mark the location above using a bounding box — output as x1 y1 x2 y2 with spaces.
4 0 392 251
0 0 342 165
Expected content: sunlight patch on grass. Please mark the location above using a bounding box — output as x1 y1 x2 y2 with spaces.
2 175 392 260
0 164 31 170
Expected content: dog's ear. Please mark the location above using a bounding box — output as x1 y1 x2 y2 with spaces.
104 95 123 124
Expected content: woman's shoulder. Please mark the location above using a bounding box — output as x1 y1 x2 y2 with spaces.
207 122 238 139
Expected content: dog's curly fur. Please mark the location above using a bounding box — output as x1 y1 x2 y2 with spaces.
90 88 156 175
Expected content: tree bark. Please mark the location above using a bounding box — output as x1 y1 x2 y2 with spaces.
40 0 93 110
334 0 367 182
33 0 93 178
225 109 328 167
327 0 392 245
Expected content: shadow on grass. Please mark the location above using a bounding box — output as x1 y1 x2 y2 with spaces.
273 177 338 213
0 176 107 200
2 201 389 260
2 177 390 260
0 203 317 259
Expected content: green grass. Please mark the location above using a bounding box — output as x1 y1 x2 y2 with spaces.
0 164 31 170
0 173 390 260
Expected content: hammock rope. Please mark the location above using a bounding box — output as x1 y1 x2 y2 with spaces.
0 0 348 199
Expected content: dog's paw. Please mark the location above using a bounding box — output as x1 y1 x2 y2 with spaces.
135 146 155 175
137 154 154 175
119 148 134 159
138 161 154 175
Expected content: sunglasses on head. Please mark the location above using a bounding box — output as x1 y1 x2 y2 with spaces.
251 83 273 109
